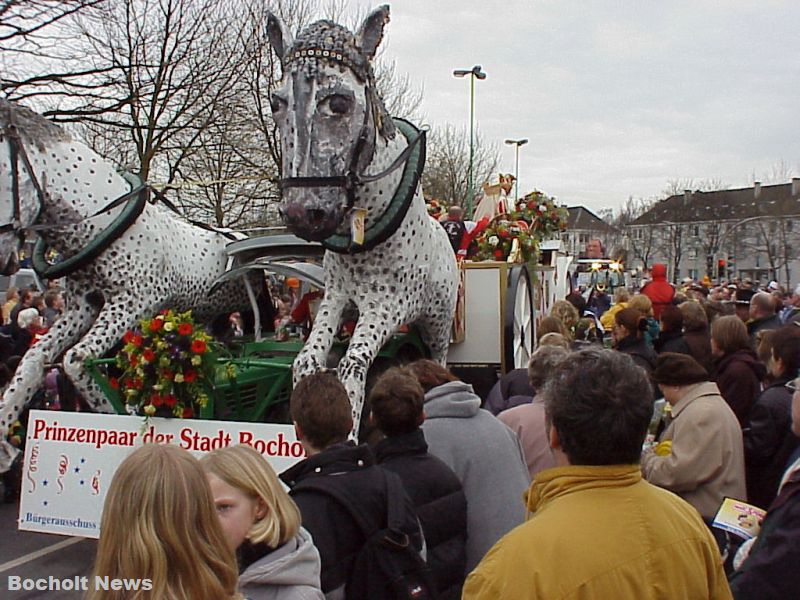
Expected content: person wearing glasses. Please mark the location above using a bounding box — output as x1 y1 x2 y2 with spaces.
728 369 800 599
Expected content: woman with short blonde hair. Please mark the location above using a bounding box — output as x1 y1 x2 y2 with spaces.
201 445 324 600
88 444 240 600
549 300 579 338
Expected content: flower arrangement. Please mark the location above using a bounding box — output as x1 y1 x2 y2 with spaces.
113 309 214 419
514 191 569 238
469 218 539 262
426 198 447 220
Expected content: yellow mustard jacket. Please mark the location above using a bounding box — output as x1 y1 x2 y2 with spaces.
463 465 732 600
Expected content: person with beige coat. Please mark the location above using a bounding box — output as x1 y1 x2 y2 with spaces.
641 352 746 521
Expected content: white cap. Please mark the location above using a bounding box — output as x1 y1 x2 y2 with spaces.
767 280 779 291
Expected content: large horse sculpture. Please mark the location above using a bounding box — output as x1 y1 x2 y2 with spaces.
0 100 253 471
267 5 458 428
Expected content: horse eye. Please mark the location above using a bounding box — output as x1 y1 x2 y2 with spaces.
270 93 286 114
326 94 352 115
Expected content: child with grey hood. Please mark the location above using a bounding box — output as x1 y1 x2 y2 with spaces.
202 445 324 600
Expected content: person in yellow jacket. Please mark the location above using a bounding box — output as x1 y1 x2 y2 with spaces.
463 348 732 600
599 286 629 331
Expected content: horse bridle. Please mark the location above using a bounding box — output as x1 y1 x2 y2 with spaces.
0 119 47 241
277 85 425 212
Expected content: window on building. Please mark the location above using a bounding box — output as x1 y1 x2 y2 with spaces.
692 225 699 237
787 220 793 232
688 268 698 280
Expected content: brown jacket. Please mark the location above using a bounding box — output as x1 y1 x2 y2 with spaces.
642 382 746 519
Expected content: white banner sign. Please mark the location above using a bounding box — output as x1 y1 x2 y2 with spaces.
19 410 304 539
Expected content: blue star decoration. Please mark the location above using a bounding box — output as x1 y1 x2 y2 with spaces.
80 458 86 464
80 480 85 486
43 501 48 507
74 467 80 473
43 480 48 486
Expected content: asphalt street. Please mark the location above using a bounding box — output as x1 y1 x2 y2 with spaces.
0 495 96 599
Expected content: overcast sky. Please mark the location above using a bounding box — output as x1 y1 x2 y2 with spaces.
343 0 800 214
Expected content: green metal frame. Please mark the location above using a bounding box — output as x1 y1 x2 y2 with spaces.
84 330 427 423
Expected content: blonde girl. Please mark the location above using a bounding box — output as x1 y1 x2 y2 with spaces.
201 445 324 600
87 444 240 600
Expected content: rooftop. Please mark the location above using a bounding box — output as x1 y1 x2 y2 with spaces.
566 206 614 231
631 181 800 226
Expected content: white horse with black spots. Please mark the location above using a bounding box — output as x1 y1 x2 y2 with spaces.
0 100 252 471
267 5 458 429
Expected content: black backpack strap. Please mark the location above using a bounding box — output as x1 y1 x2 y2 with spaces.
292 474 385 538
384 471 408 533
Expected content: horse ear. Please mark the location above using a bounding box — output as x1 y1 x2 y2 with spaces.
266 11 293 62
356 4 390 61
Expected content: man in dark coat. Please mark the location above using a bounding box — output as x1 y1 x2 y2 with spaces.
747 292 782 347
369 368 467 600
729 372 800 599
280 372 423 599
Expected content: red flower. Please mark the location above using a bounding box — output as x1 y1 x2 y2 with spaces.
142 348 155 363
190 339 207 354
160 369 173 380
499 230 509 238
527 201 535 210
182 407 193 418
165 395 177 408
109 377 119 390
124 378 135 389
151 394 163 407
183 370 196 383
129 354 139 367
133 378 143 390
493 249 504 259
122 331 134 344
132 334 143 348
177 323 193 336
148 319 163 332
159 309 169 316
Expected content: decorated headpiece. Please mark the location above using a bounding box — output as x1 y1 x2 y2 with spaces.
284 20 372 83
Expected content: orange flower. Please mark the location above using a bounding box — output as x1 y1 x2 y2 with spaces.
177 323 193 336
190 339 207 354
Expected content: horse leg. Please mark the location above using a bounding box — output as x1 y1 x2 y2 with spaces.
62 297 149 413
416 315 453 365
337 304 404 432
0 294 99 472
292 292 347 384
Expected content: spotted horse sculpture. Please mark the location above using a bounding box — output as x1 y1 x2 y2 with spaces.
267 5 459 430
0 99 254 471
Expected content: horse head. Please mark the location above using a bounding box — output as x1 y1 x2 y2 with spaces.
0 101 63 275
267 5 396 242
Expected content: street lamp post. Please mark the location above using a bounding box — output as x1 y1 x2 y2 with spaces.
504 138 528 206
453 65 486 219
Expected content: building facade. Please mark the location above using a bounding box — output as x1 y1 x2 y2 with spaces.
626 179 800 288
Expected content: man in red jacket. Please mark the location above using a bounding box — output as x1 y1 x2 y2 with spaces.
641 263 675 320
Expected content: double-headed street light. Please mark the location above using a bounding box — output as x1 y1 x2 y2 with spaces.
453 65 487 219
504 138 528 205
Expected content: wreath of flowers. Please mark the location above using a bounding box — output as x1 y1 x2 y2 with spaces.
469 219 539 262
514 192 569 238
113 309 214 419
426 198 447 220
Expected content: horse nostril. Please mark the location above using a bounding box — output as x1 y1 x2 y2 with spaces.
307 209 326 225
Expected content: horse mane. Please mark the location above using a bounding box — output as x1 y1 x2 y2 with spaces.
0 99 70 150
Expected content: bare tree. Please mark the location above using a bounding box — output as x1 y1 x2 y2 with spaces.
421 123 500 209
616 196 657 268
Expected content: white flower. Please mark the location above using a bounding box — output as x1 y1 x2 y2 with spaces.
163 321 175 331
488 235 499 246
539 204 548 212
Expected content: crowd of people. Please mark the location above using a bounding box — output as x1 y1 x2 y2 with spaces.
4 263 800 599
90 278 799 598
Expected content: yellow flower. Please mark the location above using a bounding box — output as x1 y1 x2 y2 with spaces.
144 404 156 416
174 373 184 383
163 321 175 332
191 355 202 366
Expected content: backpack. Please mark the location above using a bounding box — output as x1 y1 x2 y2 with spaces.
296 470 438 600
